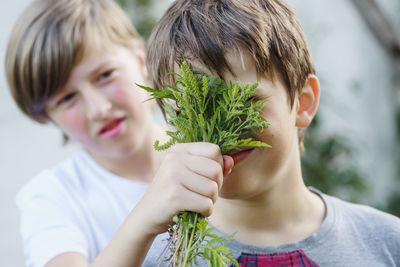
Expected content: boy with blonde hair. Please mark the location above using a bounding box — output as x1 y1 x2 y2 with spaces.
7 0 231 266
143 0 400 265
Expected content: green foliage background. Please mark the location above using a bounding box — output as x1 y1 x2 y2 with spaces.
116 0 157 40
116 0 400 217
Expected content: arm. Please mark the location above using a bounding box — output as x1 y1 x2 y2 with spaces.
45 142 231 267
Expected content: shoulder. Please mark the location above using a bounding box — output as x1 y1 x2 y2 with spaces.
326 193 399 225
16 150 88 206
15 152 93 267
323 193 400 242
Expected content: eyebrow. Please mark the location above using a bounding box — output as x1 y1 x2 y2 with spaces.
88 62 111 79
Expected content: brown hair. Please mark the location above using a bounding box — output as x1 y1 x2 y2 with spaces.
5 0 140 123
147 0 315 107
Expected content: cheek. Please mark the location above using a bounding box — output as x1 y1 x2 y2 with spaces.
259 125 290 159
52 110 89 140
111 80 149 112
258 108 297 158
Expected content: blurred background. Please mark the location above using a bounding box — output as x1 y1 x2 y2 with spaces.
1 0 399 266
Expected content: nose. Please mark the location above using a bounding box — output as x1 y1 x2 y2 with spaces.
83 86 112 120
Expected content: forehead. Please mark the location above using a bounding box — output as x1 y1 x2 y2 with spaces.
179 49 286 98
224 50 257 81
184 50 261 83
78 37 138 67
223 50 282 90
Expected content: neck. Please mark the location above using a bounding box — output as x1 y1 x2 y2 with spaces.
210 171 325 246
101 146 158 182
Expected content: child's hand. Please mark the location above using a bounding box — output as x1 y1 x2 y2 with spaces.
134 143 232 236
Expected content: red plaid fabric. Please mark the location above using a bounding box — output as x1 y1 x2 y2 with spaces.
235 249 319 267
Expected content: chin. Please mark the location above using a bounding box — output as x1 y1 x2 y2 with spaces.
218 176 252 200
100 144 136 160
218 190 243 200
219 186 260 200
218 164 270 200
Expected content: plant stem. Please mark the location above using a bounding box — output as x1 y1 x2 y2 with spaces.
182 212 198 266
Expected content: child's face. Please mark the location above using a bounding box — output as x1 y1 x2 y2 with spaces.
214 51 303 199
45 41 154 159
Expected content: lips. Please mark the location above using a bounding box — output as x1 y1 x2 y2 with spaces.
228 148 254 165
98 117 125 138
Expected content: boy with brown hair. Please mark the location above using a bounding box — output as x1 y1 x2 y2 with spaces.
143 0 400 265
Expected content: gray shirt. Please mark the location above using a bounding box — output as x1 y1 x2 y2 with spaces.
144 190 400 266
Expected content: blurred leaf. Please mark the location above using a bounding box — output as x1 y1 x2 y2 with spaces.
116 0 157 39
301 115 370 203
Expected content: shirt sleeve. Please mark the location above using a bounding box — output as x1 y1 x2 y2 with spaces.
16 170 88 267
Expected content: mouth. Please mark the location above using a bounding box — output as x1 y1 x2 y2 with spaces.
228 148 255 165
98 117 125 138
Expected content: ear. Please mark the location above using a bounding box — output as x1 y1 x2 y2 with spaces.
295 75 320 128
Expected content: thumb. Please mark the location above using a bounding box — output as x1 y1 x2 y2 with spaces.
223 155 234 176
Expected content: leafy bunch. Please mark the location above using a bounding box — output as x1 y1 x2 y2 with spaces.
139 61 270 266
141 61 270 153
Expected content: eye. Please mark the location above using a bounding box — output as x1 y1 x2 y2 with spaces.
56 92 76 106
97 69 115 83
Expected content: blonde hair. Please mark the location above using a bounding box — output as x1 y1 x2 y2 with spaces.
147 0 315 153
5 0 140 123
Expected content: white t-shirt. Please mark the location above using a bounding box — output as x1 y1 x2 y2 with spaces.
16 149 151 267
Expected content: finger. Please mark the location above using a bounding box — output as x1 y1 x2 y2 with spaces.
175 187 215 217
183 154 223 189
223 155 234 176
173 143 223 167
178 169 219 203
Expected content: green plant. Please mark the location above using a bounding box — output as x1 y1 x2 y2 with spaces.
301 116 369 203
139 61 270 266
